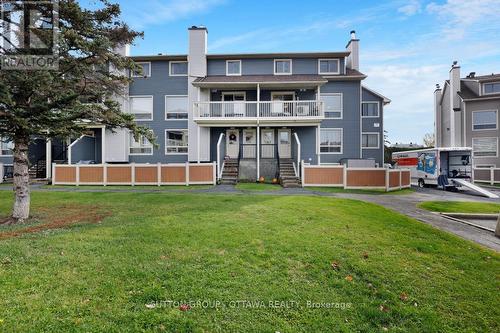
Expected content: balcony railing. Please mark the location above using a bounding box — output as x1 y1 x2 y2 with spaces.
193 101 324 122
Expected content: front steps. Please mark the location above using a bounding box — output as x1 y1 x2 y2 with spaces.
279 159 301 188
220 159 239 185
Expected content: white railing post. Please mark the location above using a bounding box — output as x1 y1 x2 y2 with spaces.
103 164 107 186
343 165 347 189
301 160 305 187
131 162 135 186
212 161 217 185
76 165 80 186
185 161 189 186
51 163 56 185
491 167 495 185
157 162 161 187
216 133 225 180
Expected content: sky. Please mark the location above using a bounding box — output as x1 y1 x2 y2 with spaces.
109 0 500 145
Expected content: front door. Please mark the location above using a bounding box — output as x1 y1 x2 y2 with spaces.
242 129 256 158
226 129 239 158
261 129 275 158
278 129 291 158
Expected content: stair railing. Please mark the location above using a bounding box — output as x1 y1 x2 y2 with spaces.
216 132 225 181
293 132 301 179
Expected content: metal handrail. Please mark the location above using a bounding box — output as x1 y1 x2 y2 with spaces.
293 132 301 179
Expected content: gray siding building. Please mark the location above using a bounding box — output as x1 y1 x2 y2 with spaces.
435 63 500 167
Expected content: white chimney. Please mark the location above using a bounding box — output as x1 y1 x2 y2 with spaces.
188 26 208 77
449 61 461 111
434 84 442 147
346 30 359 71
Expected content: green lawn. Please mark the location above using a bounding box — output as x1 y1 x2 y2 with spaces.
42 184 213 191
0 192 499 332
419 201 500 214
306 187 414 195
235 182 281 191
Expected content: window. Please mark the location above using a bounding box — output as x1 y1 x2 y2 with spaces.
274 59 292 75
362 102 380 117
473 110 497 130
165 130 188 154
129 132 153 155
165 96 188 120
226 60 241 76
1 138 14 156
320 93 342 118
362 133 380 149
131 62 151 77
129 96 153 121
169 61 188 76
484 82 500 94
473 137 497 157
318 59 340 74
320 128 343 153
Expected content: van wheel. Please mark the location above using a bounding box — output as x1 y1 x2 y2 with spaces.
418 179 425 188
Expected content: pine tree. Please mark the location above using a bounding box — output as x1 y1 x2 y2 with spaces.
0 0 152 223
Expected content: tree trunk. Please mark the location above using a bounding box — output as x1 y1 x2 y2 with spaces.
11 136 30 223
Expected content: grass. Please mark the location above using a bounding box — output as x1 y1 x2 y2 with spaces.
418 201 500 214
41 184 213 191
0 192 498 332
235 182 281 191
306 187 415 195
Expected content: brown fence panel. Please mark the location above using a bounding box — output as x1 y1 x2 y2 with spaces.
79 166 104 183
107 166 132 184
494 169 500 183
135 166 158 184
401 170 411 186
54 166 76 184
389 171 400 188
303 167 343 186
189 164 213 183
473 168 491 182
346 169 386 187
162 166 186 184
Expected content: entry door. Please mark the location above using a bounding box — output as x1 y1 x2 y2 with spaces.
261 129 275 158
278 129 291 158
226 129 239 158
242 129 256 158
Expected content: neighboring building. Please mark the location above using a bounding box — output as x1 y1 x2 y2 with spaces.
435 62 500 167
391 143 424 149
1 26 390 182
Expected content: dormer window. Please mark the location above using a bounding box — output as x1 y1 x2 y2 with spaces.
484 82 500 94
226 60 241 76
318 59 340 74
274 59 292 75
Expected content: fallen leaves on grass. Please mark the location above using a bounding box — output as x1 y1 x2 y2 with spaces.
379 304 389 312
331 261 340 270
0 204 110 240
345 275 353 282
179 304 191 312
399 292 408 301
362 252 369 259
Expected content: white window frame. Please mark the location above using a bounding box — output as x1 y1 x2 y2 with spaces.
318 58 340 75
0 138 14 156
165 129 188 155
129 131 154 156
274 59 292 75
472 137 498 158
131 62 151 78
472 110 497 131
320 93 343 119
483 82 500 95
169 61 188 77
164 95 188 121
129 95 154 121
361 101 380 118
222 91 246 100
319 128 343 155
475 164 495 168
362 132 380 149
226 60 242 76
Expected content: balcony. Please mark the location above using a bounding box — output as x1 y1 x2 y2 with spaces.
193 100 324 125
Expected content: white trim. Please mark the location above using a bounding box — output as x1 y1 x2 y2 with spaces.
361 101 380 118
472 109 498 131
165 129 189 155
273 59 292 75
169 61 188 77
164 95 189 121
361 85 391 104
362 132 380 149
131 62 151 78
483 82 500 95
318 58 340 75
472 137 498 158
320 93 343 119
129 95 154 121
226 60 242 76
319 127 343 155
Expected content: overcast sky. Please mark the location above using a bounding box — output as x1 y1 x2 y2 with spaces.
110 0 500 145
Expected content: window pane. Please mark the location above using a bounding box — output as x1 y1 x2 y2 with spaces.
166 130 188 154
362 103 379 117
130 97 153 120
485 83 500 94
320 129 342 153
166 96 188 119
321 94 342 118
473 111 497 130
227 61 241 74
132 63 149 77
473 138 497 157
362 134 378 148
275 60 291 73
319 60 338 73
1 138 13 155
129 133 153 154
171 62 188 75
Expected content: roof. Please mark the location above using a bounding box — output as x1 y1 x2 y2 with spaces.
193 74 327 84
469 73 500 83
362 85 391 104
130 54 187 61
457 81 500 100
